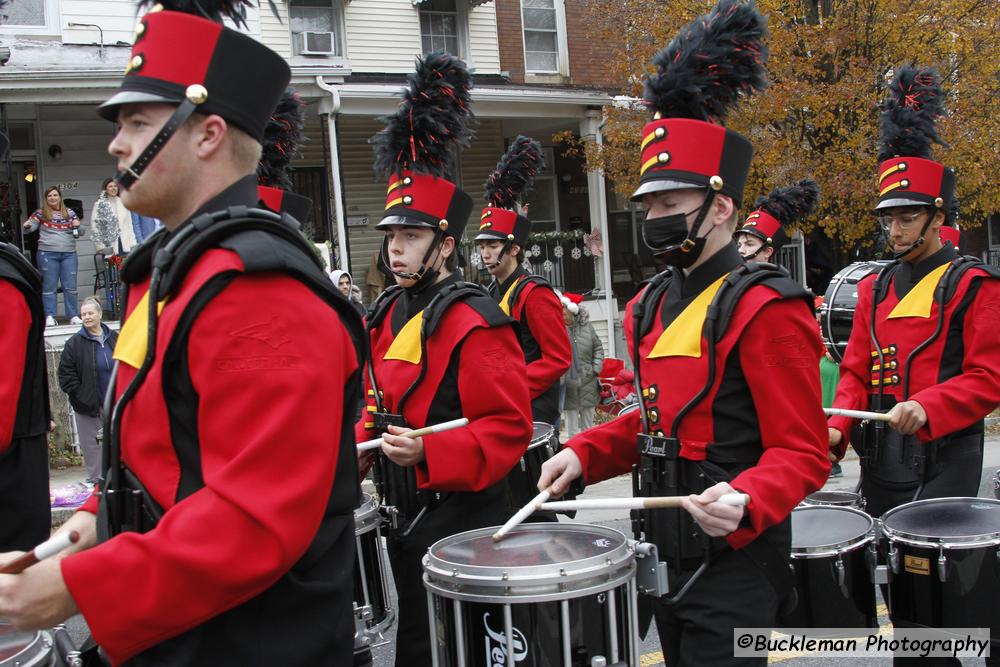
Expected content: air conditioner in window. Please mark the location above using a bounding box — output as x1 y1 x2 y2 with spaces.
298 31 336 56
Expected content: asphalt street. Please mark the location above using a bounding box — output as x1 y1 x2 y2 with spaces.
60 434 1000 665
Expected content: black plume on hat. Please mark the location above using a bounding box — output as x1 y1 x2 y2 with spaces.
643 0 768 123
484 136 544 209
258 88 305 191
753 179 820 226
372 51 474 179
878 65 946 162
137 0 256 27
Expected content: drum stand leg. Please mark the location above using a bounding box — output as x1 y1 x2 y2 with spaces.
628 578 641 667
559 600 571 667
453 599 467 667
606 590 620 664
427 592 441 667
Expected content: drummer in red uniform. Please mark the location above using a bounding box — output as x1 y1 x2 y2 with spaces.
0 2 365 664
735 179 819 265
359 53 532 667
827 66 1000 518
476 137 572 427
539 3 829 664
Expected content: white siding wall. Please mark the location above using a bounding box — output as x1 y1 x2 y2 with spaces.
59 0 262 47
259 0 292 59
36 104 119 309
467 2 501 75
342 0 422 74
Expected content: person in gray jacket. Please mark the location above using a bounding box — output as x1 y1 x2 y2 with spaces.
57 296 117 484
22 185 82 326
561 292 604 436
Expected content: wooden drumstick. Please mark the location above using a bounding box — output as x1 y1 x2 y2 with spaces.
356 417 470 452
492 487 552 542
538 493 750 512
0 530 80 574
823 407 892 423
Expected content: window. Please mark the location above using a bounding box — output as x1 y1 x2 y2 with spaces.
0 0 58 34
420 0 460 55
289 0 344 57
521 0 566 74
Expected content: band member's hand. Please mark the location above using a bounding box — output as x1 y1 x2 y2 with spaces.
0 558 79 630
537 448 582 498
357 450 376 481
381 425 425 467
828 427 843 462
887 400 927 435
682 482 745 537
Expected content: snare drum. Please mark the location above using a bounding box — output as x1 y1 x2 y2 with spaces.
423 523 640 667
354 493 394 651
507 423 559 507
779 505 877 631
881 497 1000 631
801 491 866 510
0 623 53 667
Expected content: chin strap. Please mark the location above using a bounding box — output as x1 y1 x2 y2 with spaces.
890 215 933 260
652 190 719 258
115 97 200 190
485 239 515 270
380 229 446 292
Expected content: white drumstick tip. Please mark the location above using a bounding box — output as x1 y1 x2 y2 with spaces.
492 488 551 542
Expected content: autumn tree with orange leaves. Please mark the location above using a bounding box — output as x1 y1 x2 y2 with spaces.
559 0 1000 260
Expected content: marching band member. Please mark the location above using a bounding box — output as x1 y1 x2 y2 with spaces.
0 1 365 663
538 3 829 664
828 65 1000 517
257 87 315 225
476 137 572 427
735 179 820 264
0 236 51 553
359 53 532 666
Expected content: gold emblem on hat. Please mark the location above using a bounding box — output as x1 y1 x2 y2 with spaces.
124 54 144 75
134 21 146 40
186 84 208 105
654 127 666 139
934 197 944 208
402 195 413 206
709 175 724 191
438 219 449 230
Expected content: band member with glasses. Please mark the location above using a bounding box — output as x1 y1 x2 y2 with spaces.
828 66 1000 521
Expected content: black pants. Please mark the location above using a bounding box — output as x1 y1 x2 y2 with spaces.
0 433 50 551
653 549 779 667
386 487 509 667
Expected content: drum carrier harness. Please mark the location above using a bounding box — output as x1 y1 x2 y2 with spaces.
630 261 808 608
364 281 510 536
859 255 1000 499
98 206 366 538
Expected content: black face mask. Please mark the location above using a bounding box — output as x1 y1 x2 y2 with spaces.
641 204 706 269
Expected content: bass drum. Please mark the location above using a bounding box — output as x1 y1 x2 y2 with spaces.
820 261 892 363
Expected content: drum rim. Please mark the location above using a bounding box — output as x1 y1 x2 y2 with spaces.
881 497 1000 548
354 492 381 536
527 422 556 450
422 523 635 604
0 626 52 666
790 505 874 558
802 491 864 506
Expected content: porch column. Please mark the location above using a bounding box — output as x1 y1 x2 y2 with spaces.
317 77 350 272
579 109 616 358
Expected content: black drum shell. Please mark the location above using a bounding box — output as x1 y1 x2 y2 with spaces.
820 261 891 363
779 544 877 630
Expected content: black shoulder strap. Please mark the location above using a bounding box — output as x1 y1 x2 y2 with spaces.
713 262 810 341
872 260 902 304
366 284 404 333
507 274 551 316
942 255 1000 303
425 281 511 337
636 268 676 340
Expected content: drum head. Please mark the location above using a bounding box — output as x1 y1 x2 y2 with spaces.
0 624 50 666
803 491 863 507
354 492 380 534
791 506 873 555
529 422 555 448
882 498 1000 546
423 523 634 603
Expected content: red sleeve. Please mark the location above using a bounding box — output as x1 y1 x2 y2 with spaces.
727 297 830 549
61 274 356 664
0 280 30 451
911 276 1000 440
828 277 876 454
418 324 533 491
520 286 572 399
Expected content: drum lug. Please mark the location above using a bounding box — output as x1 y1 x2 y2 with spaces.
888 544 899 574
633 541 669 597
835 554 849 598
937 548 948 582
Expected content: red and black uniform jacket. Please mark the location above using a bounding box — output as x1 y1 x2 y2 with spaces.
0 244 51 551
62 178 362 666
488 267 572 424
566 245 830 552
358 273 532 496
830 244 1000 454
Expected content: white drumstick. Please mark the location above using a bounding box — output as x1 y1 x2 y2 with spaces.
356 418 470 452
537 493 750 512
823 407 892 423
492 488 551 542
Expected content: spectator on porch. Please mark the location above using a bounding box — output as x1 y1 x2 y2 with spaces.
131 211 161 244
22 185 81 326
91 178 137 255
330 269 366 317
561 292 604 436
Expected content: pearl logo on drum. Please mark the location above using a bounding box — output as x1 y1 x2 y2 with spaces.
483 612 528 665
593 538 612 548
